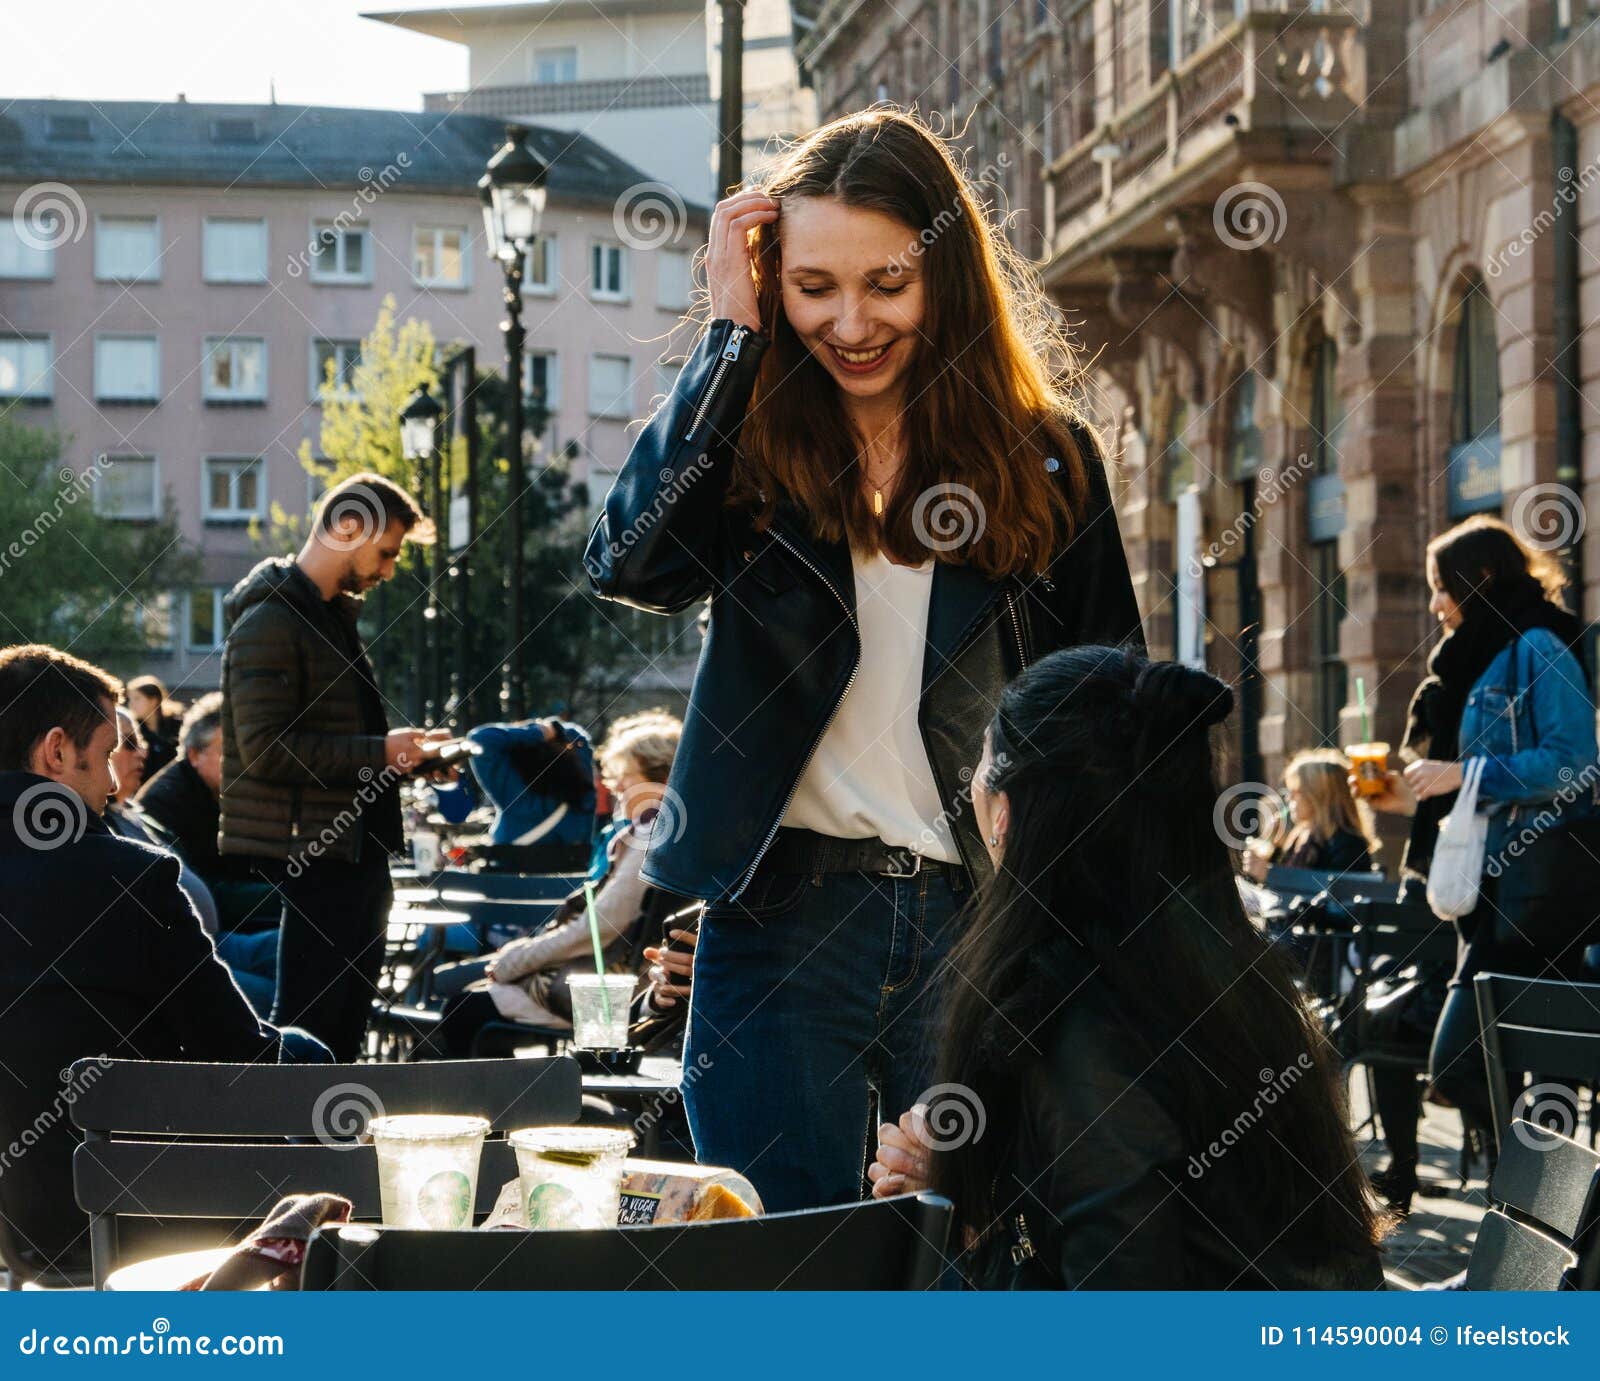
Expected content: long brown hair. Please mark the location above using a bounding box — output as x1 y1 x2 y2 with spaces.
713 109 1093 578
1271 749 1379 856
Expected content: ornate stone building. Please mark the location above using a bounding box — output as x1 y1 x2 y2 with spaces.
801 0 1600 792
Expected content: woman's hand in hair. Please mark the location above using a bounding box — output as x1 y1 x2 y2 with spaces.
868 1107 934 1199
1355 768 1419 817
708 190 778 333
1403 759 1463 802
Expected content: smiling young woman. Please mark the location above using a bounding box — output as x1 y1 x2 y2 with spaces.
585 109 1145 1214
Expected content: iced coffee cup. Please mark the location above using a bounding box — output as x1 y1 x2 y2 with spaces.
1345 742 1390 797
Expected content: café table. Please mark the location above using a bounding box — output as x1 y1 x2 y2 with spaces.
384 904 471 1004
103 1246 251 1292
582 1056 683 1158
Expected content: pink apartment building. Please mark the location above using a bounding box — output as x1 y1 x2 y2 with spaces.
0 99 708 691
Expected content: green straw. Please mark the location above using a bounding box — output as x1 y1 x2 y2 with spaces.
583 882 612 1023
1356 677 1371 743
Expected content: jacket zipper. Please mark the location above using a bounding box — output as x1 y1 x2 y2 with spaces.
730 526 859 901
1010 1210 1037 1265
1004 586 1031 671
684 325 748 442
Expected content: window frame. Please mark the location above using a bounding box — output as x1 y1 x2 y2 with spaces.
202 335 269 404
412 224 471 290
93 333 162 404
94 214 162 283
0 220 55 280
202 455 266 523
308 219 372 285
589 240 629 303
185 586 228 654
0 334 54 400
523 233 559 295
202 216 269 284
92 453 162 521
309 337 362 402
588 352 633 419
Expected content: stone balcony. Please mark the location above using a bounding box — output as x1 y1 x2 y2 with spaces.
1043 9 1369 290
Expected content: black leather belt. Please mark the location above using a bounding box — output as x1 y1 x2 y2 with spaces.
764 827 968 885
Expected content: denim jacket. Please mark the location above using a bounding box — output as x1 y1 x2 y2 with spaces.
1458 627 1600 864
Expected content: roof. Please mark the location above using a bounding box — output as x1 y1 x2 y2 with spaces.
363 0 703 43
0 99 708 214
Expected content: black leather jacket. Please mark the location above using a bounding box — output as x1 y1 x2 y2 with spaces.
584 317 1145 902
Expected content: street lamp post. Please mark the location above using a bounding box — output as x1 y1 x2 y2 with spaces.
399 381 443 724
479 124 550 720
718 0 747 194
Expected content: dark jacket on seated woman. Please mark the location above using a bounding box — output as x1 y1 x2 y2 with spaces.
1271 827 1373 875
963 943 1383 1290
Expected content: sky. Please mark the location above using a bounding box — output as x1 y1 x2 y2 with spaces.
4 0 474 112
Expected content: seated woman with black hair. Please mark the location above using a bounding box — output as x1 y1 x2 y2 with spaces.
869 646 1389 1289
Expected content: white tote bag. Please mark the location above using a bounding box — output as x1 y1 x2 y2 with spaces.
1426 757 1490 921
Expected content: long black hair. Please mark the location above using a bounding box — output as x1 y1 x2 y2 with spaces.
931 645 1386 1266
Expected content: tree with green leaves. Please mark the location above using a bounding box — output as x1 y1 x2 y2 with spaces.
0 409 195 671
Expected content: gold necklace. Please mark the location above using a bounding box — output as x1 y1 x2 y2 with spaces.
866 456 906 518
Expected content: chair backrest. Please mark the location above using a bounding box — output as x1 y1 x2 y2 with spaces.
1473 973 1600 1148
1264 865 1389 901
70 1056 581 1289
1350 899 1460 971
301 1192 954 1291
1466 1121 1600 1290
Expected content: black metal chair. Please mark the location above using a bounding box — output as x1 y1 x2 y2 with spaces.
69 1056 581 1289
1473 972 1600 1154
301 1191 954 1290
1465 1121 1600 1290
0 1212 92 1291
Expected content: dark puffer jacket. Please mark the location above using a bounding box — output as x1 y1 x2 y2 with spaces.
219 558 398 865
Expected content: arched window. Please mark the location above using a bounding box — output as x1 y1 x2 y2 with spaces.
1447 276 1502 515
1227 369 1262 479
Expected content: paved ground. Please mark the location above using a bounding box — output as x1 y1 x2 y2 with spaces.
1349 1076 1484 1288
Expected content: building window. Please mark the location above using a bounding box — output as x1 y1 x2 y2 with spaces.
1161 399 1198 501
202 218 268 283
202 336 267 402
94 336 160 403
93 454 160 520
523 234 558 294
95 216 161 282
1312 542 1348 742
204 456 264 521
532 45 578 83
311 338 362 400
654 358 683 408
589 242 628 301
186 587 227 652
656 248 692 310
133 591 175 653
310 222 369 283
523 350 560 410
0 218 54 279
1446 275 1503 517
1310 336 1342 476
0 336 53 399
589 353 633 418
413 226 468 288
1227 370 1262 479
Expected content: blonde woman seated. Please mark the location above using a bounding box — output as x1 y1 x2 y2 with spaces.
428 712 682 1057
1242 748 1379 882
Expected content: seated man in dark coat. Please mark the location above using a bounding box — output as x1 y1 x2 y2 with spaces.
0 645 329 1283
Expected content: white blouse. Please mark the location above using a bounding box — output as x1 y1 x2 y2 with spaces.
779 548 960 863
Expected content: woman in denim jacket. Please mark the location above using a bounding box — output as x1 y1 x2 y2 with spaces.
1367 515 1597 1164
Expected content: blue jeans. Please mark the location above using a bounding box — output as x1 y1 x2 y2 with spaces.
683 861 967 1214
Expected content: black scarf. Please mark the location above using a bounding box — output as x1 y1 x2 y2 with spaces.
1398 581 1582 876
